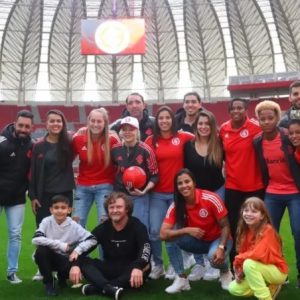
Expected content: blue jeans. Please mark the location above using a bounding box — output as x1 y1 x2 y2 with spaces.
215 185 225 202
131 193 150 231
265 192 300 271
149 192 174 266
192 185 226 266
73 184 113 228
0 204 25 274
167 235 233 275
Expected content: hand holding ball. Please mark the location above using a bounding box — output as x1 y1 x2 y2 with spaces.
123 166 147 190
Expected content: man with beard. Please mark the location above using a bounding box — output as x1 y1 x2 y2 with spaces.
0 110 34 283
110 93 154 141
69 192 151 300
175 92 204 133
279 80 300 128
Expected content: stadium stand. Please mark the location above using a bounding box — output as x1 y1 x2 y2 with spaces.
0 98 290 139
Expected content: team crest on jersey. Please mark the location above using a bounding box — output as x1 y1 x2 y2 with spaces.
101 144 105 151
81 145 87 151
136 154 143 165
240 129 249 138
224 133 229 138
199 209 208 218
172 138 180 145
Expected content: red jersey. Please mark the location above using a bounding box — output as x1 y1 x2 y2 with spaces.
219 118 263 191
72 132 119 185
234 224 288 274
164 189 228 241
263 133 298 194
145 131 194 193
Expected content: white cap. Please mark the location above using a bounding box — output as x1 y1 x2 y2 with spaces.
120 116 139 129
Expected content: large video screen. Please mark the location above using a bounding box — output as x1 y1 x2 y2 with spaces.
81 19 145 55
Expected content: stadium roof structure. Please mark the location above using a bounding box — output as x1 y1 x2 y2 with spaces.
0 0 299 104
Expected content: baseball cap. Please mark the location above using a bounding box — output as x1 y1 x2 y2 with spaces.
120 116 139 129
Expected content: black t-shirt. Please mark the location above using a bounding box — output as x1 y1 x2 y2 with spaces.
92 217 151 270
184 141 224 191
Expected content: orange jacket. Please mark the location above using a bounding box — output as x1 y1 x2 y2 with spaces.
234 224 288 274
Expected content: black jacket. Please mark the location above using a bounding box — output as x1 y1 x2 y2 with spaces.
278 106 300 128
253 128 300 192
110 109 155 141
28 137 75 201
0 123 32 206
175 107 204 133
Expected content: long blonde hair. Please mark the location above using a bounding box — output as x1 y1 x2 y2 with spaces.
236 197 282 253
87 108 110 168
194 111 223 167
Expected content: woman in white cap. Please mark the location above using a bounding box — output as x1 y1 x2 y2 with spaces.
111 116 159 231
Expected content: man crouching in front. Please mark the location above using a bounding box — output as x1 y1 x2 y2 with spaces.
69 192 151 300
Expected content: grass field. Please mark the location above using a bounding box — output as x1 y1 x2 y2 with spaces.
0 201 298 299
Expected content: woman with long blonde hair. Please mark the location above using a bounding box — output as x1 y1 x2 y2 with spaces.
72 108 119 227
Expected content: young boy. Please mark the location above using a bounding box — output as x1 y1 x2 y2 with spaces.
32 195 97 296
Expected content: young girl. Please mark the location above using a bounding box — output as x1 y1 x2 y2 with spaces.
228 197 288 300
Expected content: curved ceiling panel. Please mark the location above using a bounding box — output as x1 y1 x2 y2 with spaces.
184 0 226 99
270 0 300 71
141 0 180 101
95 0 133 103
0 0 43 102
49 0 86 102
226 0 274 75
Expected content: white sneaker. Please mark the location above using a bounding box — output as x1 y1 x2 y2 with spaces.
220 270 233 290
182 252 196 269
203 265 220 281
7 273 22 284
165 264 176 280
188 264 206 281
165 275 191 294
149 264 165 280
32 270 43 281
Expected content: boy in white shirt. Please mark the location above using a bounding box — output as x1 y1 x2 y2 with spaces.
32 194 97 296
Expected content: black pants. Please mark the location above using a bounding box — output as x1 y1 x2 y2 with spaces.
34 246 72 284
80 256 150 290
35 191 73 227
225 188 265 264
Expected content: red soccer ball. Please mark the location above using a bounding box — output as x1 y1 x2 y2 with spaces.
122 166 147 189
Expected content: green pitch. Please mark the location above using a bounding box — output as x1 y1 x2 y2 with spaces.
0 201 298 299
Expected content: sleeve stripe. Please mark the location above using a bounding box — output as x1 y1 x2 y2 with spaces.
202 193 224 213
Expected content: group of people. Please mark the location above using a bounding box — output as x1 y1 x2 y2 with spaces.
0 81 300 300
